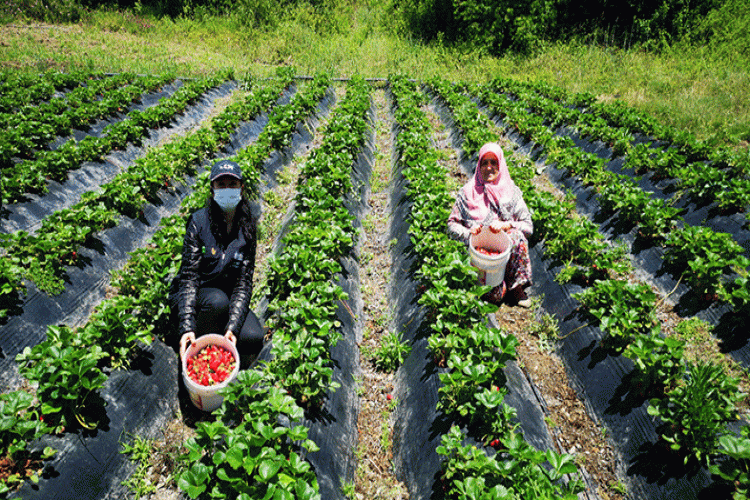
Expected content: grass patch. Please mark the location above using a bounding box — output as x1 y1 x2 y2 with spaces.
1 3 748 145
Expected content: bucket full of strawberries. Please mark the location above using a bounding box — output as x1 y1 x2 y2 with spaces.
469 226 511 287
180 332 240 412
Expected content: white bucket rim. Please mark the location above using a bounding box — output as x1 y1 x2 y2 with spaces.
181 333 240 410
469 226 511 260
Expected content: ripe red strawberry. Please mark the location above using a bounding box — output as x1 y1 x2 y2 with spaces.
476 246 502 256
186 344 236 386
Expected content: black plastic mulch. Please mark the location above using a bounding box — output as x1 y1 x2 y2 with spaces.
5 81 303 500
389 96 598 500
1 79 190 234
498 120 746 499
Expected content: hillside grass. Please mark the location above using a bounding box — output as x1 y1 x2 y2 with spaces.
1 3 749 146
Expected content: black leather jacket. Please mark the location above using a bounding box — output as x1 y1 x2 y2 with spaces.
176 200 257 337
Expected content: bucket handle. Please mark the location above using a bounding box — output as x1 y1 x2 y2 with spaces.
179 332 196 359
180 331 238 359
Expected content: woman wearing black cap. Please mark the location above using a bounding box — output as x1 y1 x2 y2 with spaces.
169 159 264 367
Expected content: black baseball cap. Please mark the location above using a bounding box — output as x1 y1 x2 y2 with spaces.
210 159 243 181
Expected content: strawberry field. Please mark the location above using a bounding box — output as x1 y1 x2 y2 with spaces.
1 68 750 500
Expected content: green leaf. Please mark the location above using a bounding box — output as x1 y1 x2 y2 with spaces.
258 458 282 482
177 463 209 500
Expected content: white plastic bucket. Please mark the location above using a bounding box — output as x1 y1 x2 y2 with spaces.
469 227 512 287
180 333 240 412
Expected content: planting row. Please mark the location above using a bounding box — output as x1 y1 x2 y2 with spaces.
388 75 584 499
478 78 750 223
0 71 129 129
0 71 336 498
0 69 104 113
430 77 750 498
176 75 370 500
0 72 172 168
2 73 222 204
490 77 750 202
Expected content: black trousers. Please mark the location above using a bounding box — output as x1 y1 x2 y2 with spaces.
168 285 265 367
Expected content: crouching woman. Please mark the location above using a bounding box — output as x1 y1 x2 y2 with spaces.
168 159 265 367
447 142 533 307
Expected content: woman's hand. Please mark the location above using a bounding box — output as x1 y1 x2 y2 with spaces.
224 330 237 345
489 221 512 233
470 224 482 235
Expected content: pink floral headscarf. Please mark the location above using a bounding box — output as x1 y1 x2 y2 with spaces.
460 143 516 221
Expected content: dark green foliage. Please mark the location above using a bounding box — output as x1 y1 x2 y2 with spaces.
389 0 732 54
0 0 83 23
389 0 555 54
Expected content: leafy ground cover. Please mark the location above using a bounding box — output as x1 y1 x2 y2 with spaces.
2 67 750 500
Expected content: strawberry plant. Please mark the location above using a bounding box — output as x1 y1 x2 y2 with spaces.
574 279 658 349
636 198 682 239
648 361 743 468
433 324 518 422
0 253 23 324
716 177 750 214
541 212 631 284
437 425 583 500
710 425 750 500
15 325 109 432
722 270 750 319
265 288 344 409
0 390 55 495
622 331 686 398
664 225 746 299
597 175 651 218
624 142 685 178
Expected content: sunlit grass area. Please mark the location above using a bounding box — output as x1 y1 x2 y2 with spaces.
1 3 748 145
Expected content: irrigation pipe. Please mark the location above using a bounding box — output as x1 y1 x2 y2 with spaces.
557 321 590 340
655 274 684 310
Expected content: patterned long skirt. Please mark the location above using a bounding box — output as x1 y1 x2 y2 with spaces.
504 228 532 292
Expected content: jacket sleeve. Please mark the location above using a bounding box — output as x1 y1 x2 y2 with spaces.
447 192 473 245
177 213 203 336
225 225 257 335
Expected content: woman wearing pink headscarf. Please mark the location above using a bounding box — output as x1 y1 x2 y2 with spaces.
448 142 533 307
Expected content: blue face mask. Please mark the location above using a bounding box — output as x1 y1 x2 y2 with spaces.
214 188 241 211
